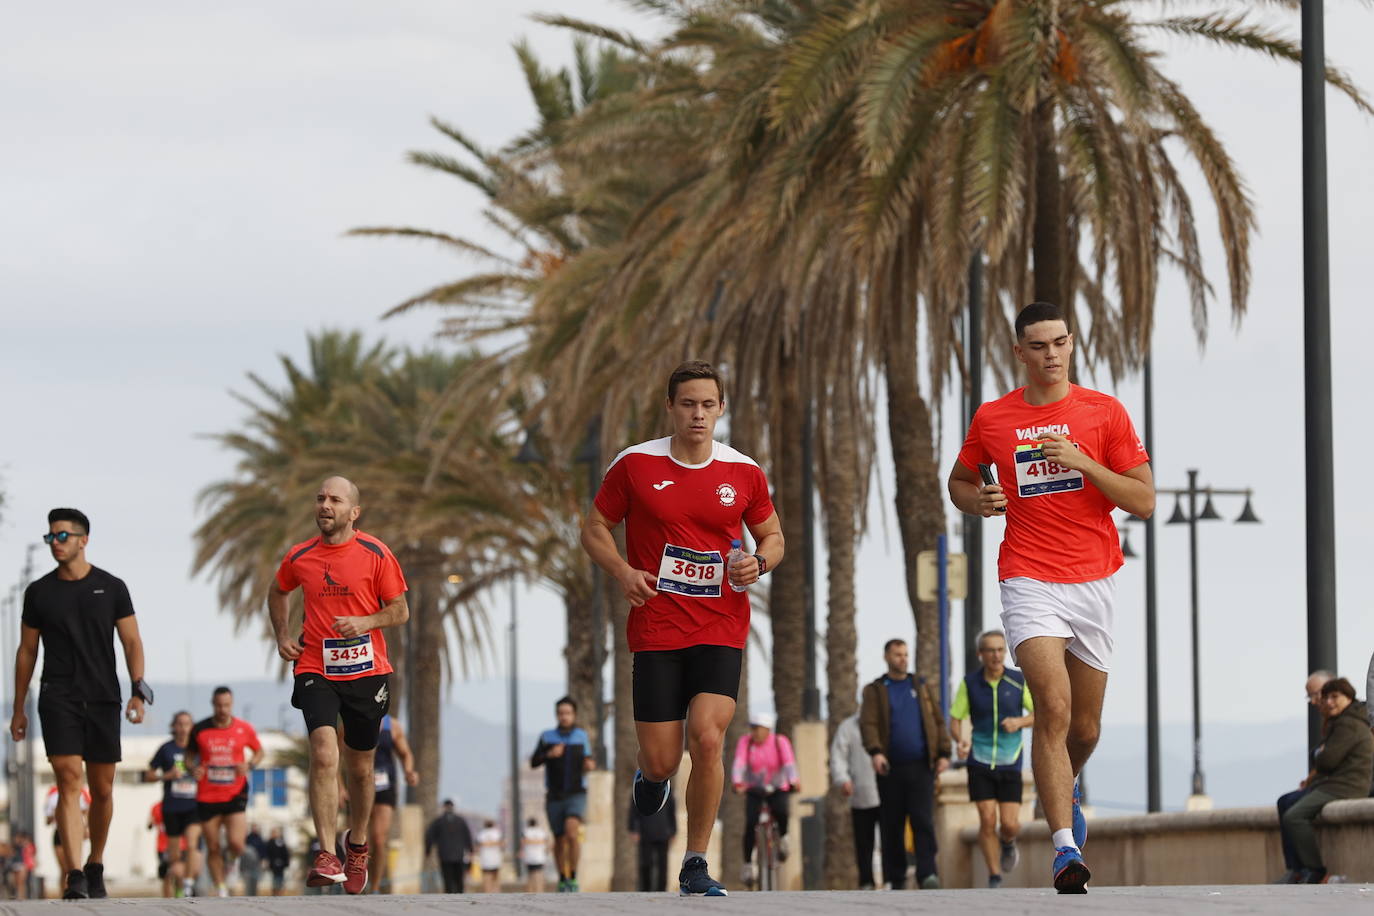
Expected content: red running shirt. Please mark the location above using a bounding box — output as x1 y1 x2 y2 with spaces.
275 531 407 681
594 438 776 652
957 385 1149 584
150 802 167 854
189 716 261 804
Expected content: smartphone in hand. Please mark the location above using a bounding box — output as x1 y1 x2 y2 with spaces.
977 463 1007 513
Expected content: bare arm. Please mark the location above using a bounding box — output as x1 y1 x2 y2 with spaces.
948 461 1008 517
268 585 302 662
391 719 419 785
9 625 40 741
333 592 410 639
1040 433 1155 518
581 508 657 607
730 511 785 587
116 616 147 724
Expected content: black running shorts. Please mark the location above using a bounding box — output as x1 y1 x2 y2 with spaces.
967 763 1024 804
197 786 249 822
291 673 391 751
37 692 122 763
632 645 743 723
374 787 398 808
163 807 198 837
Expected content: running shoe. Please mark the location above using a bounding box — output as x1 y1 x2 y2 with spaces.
1052 846 1090 894
1072 782 1087 849
679 857 728 896
566 878 580 892
1304 868 1329 884
632 770 671 817
919 873 941 889
339 828 370 894
777 835 790 862
1271 869 1304 884
62 869 89 900
83 862 108 899
988 874 1003 889
740 861 755 886
307 850 346 887
216 883 229 898
556 878 568 892
1000 839 1020 874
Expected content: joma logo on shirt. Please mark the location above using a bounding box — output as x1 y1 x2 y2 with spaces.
1015 423 1072 441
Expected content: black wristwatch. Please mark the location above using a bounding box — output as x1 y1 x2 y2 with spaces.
754 554 768 575
132 678 155 705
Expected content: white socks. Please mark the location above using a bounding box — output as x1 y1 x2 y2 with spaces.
683 850 707 865
1051 828 1077 851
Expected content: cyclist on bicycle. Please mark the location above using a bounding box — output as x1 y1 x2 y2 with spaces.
731 712 799 885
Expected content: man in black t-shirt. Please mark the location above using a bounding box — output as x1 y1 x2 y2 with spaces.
9 508 151 900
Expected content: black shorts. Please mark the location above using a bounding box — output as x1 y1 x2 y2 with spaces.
292 673 390 751
158 854 171 879
967 763 1024 804
198 787 249 822
632 646 743 723
37 692 122 763
163 806 198 837
375 787 398 808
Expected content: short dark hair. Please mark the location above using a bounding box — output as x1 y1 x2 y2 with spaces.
667 360 725 402
555 695 577 712
212 686 233 699
1015 302 1067 340
1320 677 1356 702
883 638 907 654
48 508 90 534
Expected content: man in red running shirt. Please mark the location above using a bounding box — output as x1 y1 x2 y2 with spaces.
188 687 262 897
582 361 784 897
949 302 1154 895
269 476 409 894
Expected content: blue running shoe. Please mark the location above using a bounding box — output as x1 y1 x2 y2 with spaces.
679 857 728 897
632 769 671 817
1052 847 1090 894
1072 782 1087 849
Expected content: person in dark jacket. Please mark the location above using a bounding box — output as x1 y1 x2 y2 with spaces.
1279 678 1374 883
628 785 677 892
859 638 952 890
424 800 474 893
265 828 290 896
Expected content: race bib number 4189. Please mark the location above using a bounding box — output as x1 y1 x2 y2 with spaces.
656 545 725 598
1014 444 1084 497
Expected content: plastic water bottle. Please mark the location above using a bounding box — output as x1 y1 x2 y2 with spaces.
728 540 748 592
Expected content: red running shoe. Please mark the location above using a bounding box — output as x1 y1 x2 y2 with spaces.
307 849 346 887
340 829 370 895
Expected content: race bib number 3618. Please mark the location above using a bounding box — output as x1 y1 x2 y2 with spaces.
656 545 725 598
324 634 375 677
1014 444 1084 497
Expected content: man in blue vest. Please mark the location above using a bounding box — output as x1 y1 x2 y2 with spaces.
949 630 1035 888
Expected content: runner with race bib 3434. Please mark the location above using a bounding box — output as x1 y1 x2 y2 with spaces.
582 360 784 898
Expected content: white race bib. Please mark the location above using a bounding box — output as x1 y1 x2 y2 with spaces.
324 634 375 677
207 765 237 785
1014 445 1084 498
656 545 724 598
171 777 199 799
374 769 392 792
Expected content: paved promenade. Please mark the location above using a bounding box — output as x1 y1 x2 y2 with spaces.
3 886 1374 915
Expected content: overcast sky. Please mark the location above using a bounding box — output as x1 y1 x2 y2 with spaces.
4 2 1373 811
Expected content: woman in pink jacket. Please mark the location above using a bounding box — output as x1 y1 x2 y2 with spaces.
731 712 800 884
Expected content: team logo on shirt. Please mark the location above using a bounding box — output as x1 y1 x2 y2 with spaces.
716 484 737 507
320 564 350 598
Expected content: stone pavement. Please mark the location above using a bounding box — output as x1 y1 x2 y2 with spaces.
3 886 1374 915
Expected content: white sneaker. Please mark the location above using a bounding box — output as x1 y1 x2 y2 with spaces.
777 835 790 862
741 862 755 885
217 884 229 898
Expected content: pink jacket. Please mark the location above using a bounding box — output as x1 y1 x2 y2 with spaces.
732 733 799 792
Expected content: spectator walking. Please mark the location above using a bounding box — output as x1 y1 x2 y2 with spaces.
860 638 951 890
265 828 290 896
530 697 594 892
830 712 880 889
241 824 266 896
628 785 677 892
1273 670 1333 882
1278 678 1373 883
477 820 503 893
521 818 549 893
8 831 35 900
948 630 1034 888
424 800 473 894
731 712 799 886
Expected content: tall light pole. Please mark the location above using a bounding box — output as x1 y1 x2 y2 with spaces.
963 253 985 675
507 578 521 873
1162 474 1260 803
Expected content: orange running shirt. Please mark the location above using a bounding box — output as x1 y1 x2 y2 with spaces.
189 716 261 804
275 531 407 681
150 802 167 854
957 384 1149 583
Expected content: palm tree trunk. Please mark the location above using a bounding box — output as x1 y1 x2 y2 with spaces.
883 290 946 681
1032 100 1068 312
820 396 860 890
407 564 444 816
611 595 636 891
769 348 806 739
563 589 600 754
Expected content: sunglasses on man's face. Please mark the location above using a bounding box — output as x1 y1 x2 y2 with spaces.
43 531 84 544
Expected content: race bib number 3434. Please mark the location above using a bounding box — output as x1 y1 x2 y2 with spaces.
1014 444 1084 497
324 634 375 677
656 545 725 598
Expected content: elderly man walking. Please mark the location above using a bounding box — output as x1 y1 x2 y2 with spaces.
830 712 880 889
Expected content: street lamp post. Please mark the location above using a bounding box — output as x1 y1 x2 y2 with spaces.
508 578 521 873
1161 472 1260 804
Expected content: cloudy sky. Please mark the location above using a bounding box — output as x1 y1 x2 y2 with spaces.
4 2 1373 811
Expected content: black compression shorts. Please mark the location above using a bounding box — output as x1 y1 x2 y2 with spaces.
291 673 391 751
632 645 743 723
967 763 1024 804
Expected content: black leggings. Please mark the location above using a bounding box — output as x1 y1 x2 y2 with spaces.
742 790 791 861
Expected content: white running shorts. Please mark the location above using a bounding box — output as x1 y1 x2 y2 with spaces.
999 575 1116 673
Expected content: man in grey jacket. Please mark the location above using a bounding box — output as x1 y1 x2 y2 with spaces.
830 714 879 889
